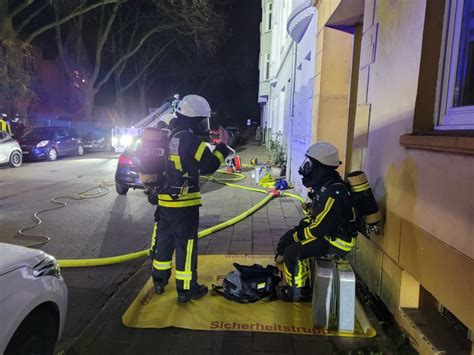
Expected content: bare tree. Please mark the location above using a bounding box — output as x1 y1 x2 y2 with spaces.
53 1 182 121
108 0 227 123
0 0 120 118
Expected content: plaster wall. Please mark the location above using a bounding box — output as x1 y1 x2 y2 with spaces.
312 0 474 332
311 0 352 174
288 13 317 197
354 0 474 330
362 0 473 258
267 0 295 141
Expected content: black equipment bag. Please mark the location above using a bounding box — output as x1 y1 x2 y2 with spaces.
212 263 281 303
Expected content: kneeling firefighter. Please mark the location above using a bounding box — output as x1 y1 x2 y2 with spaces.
146 94 233 303
275 142 359 301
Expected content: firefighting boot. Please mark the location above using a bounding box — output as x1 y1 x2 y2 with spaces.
278 285 312 302
153 279 168 295
177 284 209 303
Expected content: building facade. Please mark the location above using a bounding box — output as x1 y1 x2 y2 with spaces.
258 0 317 195
314 0 473 352
260 0 473 352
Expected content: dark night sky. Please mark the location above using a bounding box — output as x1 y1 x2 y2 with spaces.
23 0 262 128
148 0 262 129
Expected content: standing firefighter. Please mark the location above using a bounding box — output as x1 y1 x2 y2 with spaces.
147 95 232 303
275 143 358 301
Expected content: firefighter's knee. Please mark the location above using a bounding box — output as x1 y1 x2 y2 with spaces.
283 243 301 264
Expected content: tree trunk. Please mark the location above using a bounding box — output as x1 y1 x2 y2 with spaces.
83 86 95 122
138 80 147 120
0 5 15 40
115 91 127 125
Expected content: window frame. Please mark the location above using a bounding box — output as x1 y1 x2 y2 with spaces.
436 0 474 130
264 52 271 80
265 2 273 32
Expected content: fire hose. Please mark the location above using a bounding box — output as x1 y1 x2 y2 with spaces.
16 167 303 268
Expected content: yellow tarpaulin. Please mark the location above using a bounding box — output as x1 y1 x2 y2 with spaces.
122 255 375 337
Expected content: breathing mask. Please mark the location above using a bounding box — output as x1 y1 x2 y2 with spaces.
298 156 314 176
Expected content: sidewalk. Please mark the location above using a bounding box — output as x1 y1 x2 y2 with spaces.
63 141 415 354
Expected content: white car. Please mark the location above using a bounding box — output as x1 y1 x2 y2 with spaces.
0 131 22 167
0 243 68 354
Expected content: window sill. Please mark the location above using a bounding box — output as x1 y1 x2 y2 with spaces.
399 131 474 155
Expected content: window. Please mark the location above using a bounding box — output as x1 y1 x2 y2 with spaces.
66 127 78 138
264 53 271 80
265 2 273 32
437 0 474 130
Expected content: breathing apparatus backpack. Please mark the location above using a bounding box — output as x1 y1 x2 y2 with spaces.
212 263 281 303
139 127 170 192
345 171 382 238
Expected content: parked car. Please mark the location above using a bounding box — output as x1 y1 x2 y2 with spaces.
115 137 143 195
0 243 68 354
0 131 22 167
226 127 241 147
82 130 112 152
19 126 83 161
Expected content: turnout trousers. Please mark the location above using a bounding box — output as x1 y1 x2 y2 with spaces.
283 235 347 295
151 206 199 293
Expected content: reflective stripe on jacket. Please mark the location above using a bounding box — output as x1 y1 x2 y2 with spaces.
296 181 358 252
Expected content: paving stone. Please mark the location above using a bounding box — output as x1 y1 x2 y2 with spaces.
212 335 253 355
183 330 215 349
293 340 335 354
75 338 132 355
252 245 274 254
206 245 230 254
231 234 252 241
229 246 252 254
252 333 294 353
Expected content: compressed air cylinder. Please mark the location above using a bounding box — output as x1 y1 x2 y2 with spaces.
346 171 381 226
139 127 168 187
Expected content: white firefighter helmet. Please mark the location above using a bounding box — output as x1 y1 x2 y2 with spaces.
176 95 211 118
305 142 340 167
1 113 7 118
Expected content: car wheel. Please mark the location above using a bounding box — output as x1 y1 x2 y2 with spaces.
5 307 59 355
76 144 84 156
9 151 22 168
47 147 58 161
116 183 129 195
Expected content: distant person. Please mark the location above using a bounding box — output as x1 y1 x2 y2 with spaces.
13 119 26 138
0 113 11 135
255 126 262 145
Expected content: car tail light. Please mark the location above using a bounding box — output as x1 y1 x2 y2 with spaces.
119 155 133 166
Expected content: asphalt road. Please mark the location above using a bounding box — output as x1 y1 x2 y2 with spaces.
0 151 155 351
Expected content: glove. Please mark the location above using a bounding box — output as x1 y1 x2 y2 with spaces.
214 143 234 161
276 228 298 258
147 187 159 205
